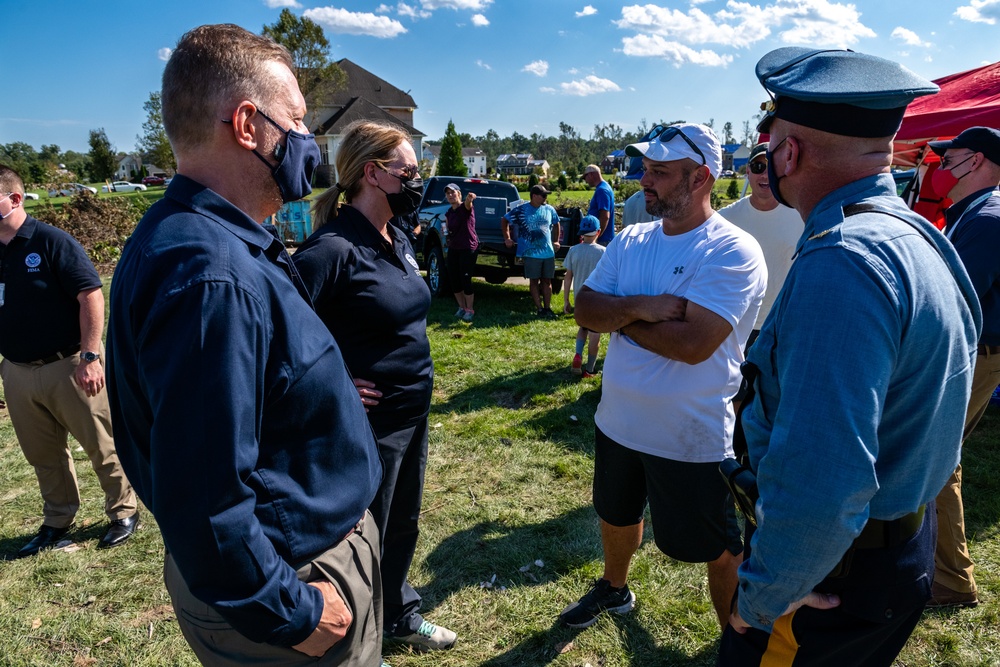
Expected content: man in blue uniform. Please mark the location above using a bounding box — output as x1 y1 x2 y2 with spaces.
106 24 383 665
719 48 981 666
926 126 1000 609
0 165 138 558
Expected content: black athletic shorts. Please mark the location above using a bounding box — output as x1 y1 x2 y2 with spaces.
592 426 742 563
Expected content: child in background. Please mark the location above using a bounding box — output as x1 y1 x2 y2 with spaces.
562 215 606 377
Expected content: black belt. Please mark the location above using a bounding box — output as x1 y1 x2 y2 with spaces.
979 343 1000 356
34 344 81 365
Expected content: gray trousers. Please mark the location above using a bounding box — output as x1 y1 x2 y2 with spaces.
164 511 382 666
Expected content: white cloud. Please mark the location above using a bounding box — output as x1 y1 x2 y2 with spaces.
567 67 580 74
576 5 598 17
522 60 549 77
264 0 301 7
157 47 173 62
397 2 431 19
304 7 408 37
476 59 492 70
558 75 621 96
539 87 557 93
376 4 392 12
956 0 1000 23
891 26 930 47
616 0 876 54
471 13 490 25
421 0 492 9
621 34 734 67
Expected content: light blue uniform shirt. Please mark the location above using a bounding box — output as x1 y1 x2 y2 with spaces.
738 174 981 630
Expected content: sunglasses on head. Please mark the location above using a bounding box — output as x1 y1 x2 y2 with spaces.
748 160 768 174
647 125 706 166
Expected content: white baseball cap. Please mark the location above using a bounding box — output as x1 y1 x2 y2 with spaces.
625 123 722 179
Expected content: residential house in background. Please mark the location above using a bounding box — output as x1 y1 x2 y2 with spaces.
115 155 168 180
310 59 425 187
496 154 551 178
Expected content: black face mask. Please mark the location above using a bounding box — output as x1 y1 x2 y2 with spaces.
377 169 423 216
250 108 321 203
766 137 792 208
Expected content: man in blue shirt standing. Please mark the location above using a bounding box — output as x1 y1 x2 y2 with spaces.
502 184 561 317
719 48 981 666
583 164 615 246
925 126 1000 610
106 24 383 666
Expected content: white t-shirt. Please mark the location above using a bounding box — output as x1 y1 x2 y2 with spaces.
718 196 802 329
584 215 766 462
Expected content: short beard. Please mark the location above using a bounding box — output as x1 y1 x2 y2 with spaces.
646 167 693 220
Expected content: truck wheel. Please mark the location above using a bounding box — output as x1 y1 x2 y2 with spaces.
426 244 450 297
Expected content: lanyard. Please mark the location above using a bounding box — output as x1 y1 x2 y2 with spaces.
945 189 1000 241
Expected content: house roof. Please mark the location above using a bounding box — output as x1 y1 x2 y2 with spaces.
329 59 417 109
462 148 484 157
315 96 423 137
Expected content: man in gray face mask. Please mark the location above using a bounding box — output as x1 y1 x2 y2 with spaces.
106 24 384 666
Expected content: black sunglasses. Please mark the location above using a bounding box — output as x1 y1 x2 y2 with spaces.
748 160 767 174
647 125 706 166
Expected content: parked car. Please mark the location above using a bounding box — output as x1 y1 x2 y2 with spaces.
47 183 98 197
102 181 147 193
142 175 166 186
720 169 737 179
23 192 40 200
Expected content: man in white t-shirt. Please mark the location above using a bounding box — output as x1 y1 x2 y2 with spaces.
719 143 802 336
559 123 766 632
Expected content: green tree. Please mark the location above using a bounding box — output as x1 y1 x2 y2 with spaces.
437 120 467 177
0 142 37 182
88 129 117 182
136 91 176 172
263 9 346 126
726 178 740 199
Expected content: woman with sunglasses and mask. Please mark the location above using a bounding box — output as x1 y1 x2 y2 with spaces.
292 120 457 653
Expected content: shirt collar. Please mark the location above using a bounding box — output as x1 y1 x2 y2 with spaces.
945 186 1000 227
798 173 896 254
164 175 283 254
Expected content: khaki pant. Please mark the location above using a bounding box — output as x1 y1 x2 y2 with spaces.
165 511 383 667
934 348 1000 593
0 353 136 528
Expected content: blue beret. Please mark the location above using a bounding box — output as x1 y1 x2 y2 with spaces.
756 48 939 137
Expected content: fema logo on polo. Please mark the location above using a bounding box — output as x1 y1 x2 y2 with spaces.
405 253 420 274
25 253 42 272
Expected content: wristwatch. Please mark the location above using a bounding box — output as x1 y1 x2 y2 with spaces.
81 351 101 363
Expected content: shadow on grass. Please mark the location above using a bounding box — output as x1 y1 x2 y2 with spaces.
0 521 110 561
474 616 720 667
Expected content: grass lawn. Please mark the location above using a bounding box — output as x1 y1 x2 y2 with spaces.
1 280 997 665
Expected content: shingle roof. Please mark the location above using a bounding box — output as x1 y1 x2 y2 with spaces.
315 97 423 137
328 59 416 109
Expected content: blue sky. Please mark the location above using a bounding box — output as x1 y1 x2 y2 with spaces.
3 0 999 155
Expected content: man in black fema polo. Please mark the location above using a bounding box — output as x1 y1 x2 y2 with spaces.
0 165 138 559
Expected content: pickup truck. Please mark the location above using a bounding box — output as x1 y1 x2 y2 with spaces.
415 176 582 296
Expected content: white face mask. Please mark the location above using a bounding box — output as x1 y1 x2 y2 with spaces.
0 193 15 220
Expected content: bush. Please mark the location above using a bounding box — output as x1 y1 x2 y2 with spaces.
557 173 568 191
31 191 145 271
615 179 642 202
726 179 740 199
528 173 539 189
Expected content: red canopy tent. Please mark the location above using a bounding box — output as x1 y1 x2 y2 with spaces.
891 61 1000 226
893 60 1000 167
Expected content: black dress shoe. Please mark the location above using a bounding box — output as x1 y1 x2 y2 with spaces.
16 523 74 558
99 513 140 549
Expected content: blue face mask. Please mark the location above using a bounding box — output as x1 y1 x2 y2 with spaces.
766 137 791 208
251 109 322 203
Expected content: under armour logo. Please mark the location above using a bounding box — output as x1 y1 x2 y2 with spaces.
673 266 684 274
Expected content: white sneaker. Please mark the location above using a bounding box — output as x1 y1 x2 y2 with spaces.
392 619 457 651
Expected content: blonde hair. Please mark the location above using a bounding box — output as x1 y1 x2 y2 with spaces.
162 24 293 153
311 120 411 229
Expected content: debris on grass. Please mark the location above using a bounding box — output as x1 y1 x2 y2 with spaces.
555 640 575 654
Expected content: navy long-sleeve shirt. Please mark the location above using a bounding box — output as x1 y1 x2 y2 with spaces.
106 176 382 646
945 186 1000 346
